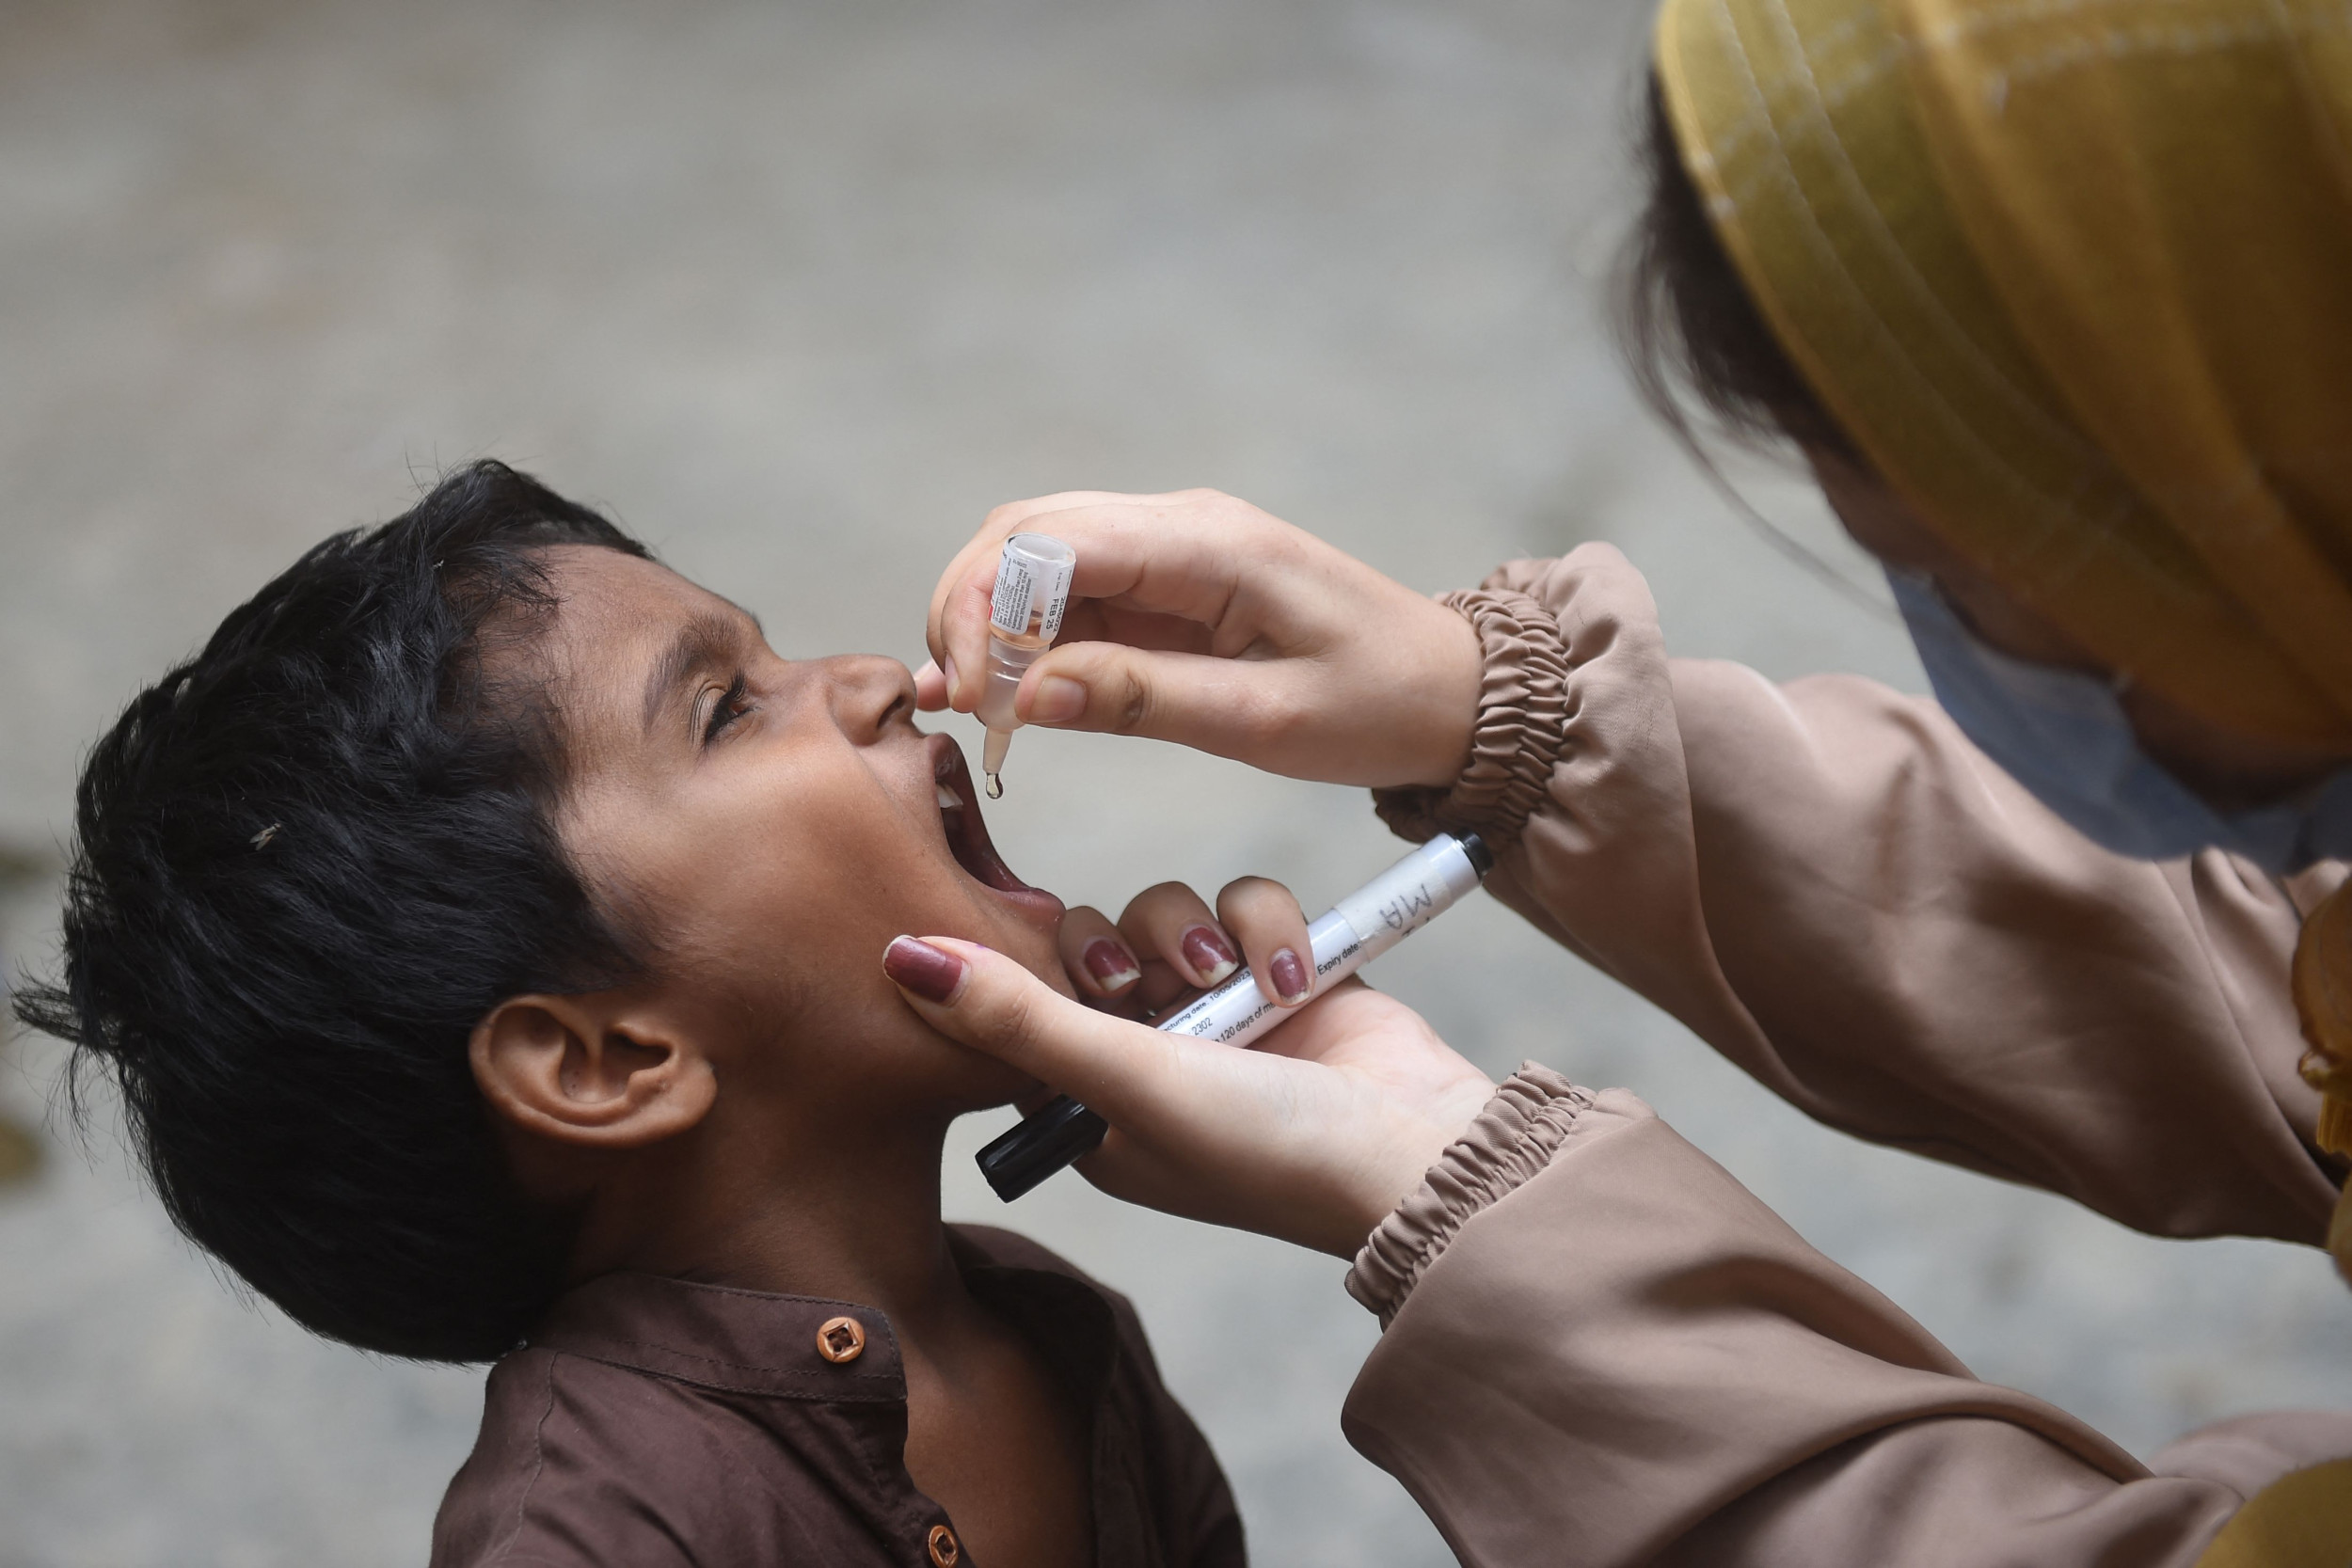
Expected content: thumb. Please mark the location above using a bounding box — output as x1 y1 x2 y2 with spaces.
1014 641 1298 763
882 936 1189 1121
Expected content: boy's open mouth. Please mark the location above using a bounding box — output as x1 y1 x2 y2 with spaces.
928 734 1063 924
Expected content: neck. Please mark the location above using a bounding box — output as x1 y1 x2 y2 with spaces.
570 1096 977 1337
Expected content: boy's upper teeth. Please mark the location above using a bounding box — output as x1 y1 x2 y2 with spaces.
936 783 963 811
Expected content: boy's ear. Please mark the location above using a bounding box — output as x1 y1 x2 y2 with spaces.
469 992 716 1149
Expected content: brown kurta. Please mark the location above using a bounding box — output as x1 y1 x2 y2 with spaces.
1352 544 2352 1565
432 1225 1243 1568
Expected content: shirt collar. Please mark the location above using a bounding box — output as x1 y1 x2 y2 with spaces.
524 1227 1122 1410
528 1271 914 1402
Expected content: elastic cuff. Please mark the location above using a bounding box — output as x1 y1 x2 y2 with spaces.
1371 587 1570 854
1345 1064 1591 1327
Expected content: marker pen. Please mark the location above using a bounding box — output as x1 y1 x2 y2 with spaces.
976 831 1495 1201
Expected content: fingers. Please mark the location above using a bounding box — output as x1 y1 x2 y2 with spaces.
1117 880 1242 990
913 659 950 712
926 490 1288 717
928 531 1007 714
925 494 1120 714
1009 642 1308 769
1106 876 1312 1009
882 931 1499 1259
923 488 1486 788
882 935 1189 1121
1054 905 1145 1007
1216 877 1316 1007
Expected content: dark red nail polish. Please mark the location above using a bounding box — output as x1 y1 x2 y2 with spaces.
883 937 965 1004
1180 925 1240 984
1269 947 1310 1004
1083 938 1142 990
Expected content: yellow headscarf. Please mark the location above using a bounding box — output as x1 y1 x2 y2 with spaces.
1651 0 2352 1278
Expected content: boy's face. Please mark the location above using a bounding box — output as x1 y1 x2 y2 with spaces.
530 546 1070 1113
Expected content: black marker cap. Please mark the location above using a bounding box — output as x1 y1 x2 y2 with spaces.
1456 832 1495 878
977 1095 1108 1201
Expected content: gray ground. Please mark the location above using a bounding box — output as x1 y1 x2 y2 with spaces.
1 2 2346 1564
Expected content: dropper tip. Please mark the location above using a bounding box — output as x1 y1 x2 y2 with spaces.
984 772 1004 800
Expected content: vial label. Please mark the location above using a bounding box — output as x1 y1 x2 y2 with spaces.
990 546 1075 641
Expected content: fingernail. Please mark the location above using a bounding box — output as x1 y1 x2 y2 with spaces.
1269 947 1311 1004
1082 938 1142 992
1028 674 1087 724
1180 925 1240 987
883 936 965 1004
943 656 961 706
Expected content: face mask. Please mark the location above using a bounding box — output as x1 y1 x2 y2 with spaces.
1884 567 2352 874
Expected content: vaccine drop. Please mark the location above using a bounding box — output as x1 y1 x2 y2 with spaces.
975 533 1075 796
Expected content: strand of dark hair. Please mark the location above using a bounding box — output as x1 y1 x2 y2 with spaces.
1613 74 1892 615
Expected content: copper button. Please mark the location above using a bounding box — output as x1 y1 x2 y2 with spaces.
815 1315 866 1364
927 1524 961 1567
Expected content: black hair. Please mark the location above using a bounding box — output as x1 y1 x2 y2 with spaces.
1618 72 1859 462
12 460 653 1362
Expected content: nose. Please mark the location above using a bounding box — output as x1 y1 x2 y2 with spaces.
824 656 918 744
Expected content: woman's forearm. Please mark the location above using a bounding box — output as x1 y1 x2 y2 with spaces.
1342 1068 2337 1568
1374 544 2342 1244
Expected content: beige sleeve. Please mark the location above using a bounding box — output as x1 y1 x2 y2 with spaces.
1341 1068 2352 1568
1372 543 2344 1244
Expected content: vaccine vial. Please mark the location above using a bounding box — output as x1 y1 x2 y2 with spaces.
976 532 1076 797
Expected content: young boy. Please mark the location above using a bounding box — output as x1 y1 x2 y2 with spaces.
17 462 1246 1566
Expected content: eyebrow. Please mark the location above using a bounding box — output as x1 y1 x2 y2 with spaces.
641 611 749 737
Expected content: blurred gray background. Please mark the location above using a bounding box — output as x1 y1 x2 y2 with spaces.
1 1 2345 1564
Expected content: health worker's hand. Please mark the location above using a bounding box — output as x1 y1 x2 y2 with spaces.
1051 870 1317 1019
918 490 1484 789
886 923 1496 1260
